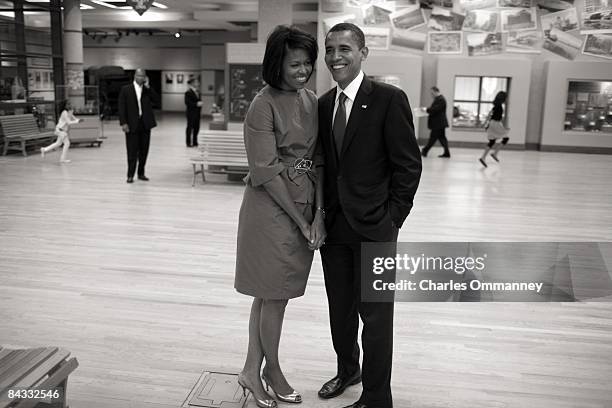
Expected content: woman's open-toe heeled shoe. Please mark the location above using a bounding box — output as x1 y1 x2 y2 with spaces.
237 374 278 408
261 371 302 404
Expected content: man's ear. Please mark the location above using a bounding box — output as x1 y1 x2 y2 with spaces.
360 46 369 61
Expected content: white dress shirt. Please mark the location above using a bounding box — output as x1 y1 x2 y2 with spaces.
332 70 365 127
133 81 143 117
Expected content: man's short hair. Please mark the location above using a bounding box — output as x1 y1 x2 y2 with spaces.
262 25 318 90
431 86 440 93
188 78 196 85
326 22 365 49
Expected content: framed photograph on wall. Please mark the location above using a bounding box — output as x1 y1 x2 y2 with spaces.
500 8 537 32
582 33 612 60
362 4 394 26
428 7 466 31
165 73 173 84
498 0 531 7
466 32 503 55
536 0 574 14
540 8 579 34
389 6 426 31
363 27 391 49
506 29 543 53
462 10 499 32
177 74 184 84
428 31 463 53
543 27 583 59
391 28 427 50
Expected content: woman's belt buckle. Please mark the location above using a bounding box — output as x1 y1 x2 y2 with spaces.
294 158 312 174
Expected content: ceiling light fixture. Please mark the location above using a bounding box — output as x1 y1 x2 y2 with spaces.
152 2 167 9
90 0 117 8
174 31 181 38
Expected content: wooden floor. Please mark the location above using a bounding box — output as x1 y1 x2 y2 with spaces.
1 114 612 408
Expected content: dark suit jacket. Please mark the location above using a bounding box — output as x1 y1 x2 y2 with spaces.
118 83 159 132
318 76 422 242
426 95 449 130
184 88 202 118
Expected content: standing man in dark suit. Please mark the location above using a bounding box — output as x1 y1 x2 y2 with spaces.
421 86 451 158
314 23 422 408
118 68 159 183
184 78 202 147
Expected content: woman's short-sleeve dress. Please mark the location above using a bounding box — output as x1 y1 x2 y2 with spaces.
234 85 319 300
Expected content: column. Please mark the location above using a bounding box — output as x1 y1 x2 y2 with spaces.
62 0 84 107
257 0 292 42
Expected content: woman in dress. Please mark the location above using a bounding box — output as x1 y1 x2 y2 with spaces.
479 91 509 167
234 25 325 408
41 100 82 163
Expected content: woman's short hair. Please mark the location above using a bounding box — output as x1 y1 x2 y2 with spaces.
262 25 318 89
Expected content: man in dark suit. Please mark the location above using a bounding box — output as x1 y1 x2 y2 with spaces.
421 86 451 158
184 78 202 147
118 68 159 183
314 23 422 408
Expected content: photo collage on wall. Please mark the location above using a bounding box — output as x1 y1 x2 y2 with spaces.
162 71 201 93
321 0 612 60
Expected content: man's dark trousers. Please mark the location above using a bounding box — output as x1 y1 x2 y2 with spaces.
321 209 397 408
422 128 449 155
186 112 200 146
125 117 150 178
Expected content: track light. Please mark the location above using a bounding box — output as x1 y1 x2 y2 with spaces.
174 31 181 38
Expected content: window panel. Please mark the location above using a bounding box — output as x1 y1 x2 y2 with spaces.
453 75 510 129
454 77 480 101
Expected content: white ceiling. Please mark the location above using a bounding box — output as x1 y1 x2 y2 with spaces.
75 0 317 32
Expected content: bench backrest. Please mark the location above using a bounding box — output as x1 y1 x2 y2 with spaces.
0 114 41 137
200 131 247 162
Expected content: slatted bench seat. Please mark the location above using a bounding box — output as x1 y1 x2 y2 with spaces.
0 115 55 157
190 130 249 186
0 346 78 408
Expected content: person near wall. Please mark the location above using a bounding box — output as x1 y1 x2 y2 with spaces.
479 91 509 168
421 86 451 158
40 100 82 163
184 78 203 147
316 23 422 408
118 68 159 183
234 25 324 408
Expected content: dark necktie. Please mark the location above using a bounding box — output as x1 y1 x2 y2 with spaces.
333 92 347 157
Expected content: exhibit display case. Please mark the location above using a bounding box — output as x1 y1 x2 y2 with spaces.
564 81 612 133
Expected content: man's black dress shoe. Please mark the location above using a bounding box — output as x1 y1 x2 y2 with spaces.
126 177 134 183
342 403 369 408
318 371 361 399
138 175 149 181
438 153 451 158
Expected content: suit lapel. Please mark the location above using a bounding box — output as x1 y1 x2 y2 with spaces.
341 76 373 158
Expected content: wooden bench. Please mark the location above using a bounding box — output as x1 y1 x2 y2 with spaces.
0 115 55 157
190 130 249 186
0 346 79 408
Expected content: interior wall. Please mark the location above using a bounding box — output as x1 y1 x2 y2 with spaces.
317 0 612 150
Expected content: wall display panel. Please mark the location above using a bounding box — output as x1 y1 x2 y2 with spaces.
541 61 612 150
228 64 265 123
564 81 612 132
